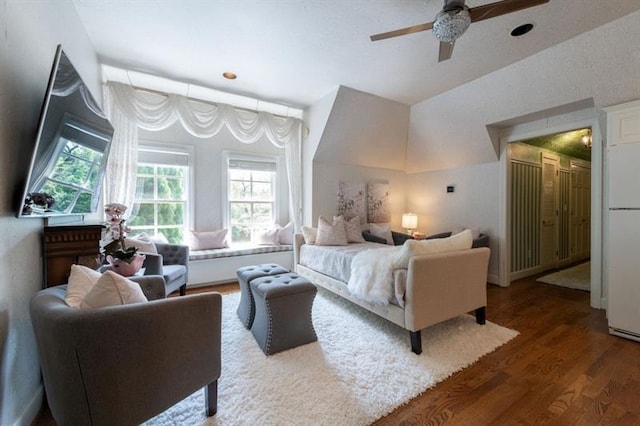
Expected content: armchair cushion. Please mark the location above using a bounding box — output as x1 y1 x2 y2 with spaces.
65 265 101 308
79 270 148 309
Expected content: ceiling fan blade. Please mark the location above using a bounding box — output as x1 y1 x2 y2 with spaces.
438 41 455 62
370 22 433 41
469 0 549 23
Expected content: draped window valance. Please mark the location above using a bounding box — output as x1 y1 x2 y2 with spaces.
103 81 302 231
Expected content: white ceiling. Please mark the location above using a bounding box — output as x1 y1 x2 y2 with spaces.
72 0 640 109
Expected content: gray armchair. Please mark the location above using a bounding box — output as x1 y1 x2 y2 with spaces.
142 242 189 297
30 285 221 426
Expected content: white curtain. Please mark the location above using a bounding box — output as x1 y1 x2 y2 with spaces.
103 85 139 213
103 82 302 230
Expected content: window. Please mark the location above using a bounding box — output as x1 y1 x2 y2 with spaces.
128 145 191 244
226 155 278 243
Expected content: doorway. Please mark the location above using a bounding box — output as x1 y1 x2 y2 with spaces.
508 128 592 285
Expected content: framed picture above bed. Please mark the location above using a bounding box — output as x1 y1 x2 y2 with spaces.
336 181 366 224
367 182 390 223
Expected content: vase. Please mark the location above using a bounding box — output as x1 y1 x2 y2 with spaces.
107 253 146 277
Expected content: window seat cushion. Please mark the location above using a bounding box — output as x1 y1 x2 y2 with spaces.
189 244 293 261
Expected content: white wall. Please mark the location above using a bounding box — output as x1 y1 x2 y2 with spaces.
0 2 99 425
305 86 410 227
407 162 500 280
312 162 407 230
302 87 338 225
138 123 289 233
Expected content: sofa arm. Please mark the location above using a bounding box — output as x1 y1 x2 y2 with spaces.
404 247 490 331
73 293 222 425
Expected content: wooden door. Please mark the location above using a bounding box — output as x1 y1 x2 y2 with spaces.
570 161 591 261
540 153 559 269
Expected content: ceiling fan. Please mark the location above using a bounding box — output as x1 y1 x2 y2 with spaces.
370 0 549 62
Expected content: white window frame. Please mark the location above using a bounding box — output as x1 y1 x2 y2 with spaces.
130 142 194 243
222 150 282 244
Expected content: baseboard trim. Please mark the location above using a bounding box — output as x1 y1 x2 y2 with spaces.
487 274 501 286
12 384 43 426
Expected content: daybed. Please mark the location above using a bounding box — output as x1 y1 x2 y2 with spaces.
294 232 491 354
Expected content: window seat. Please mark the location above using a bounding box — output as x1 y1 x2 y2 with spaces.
188 244 293 285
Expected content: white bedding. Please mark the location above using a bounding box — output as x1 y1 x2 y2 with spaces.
299 243 407 306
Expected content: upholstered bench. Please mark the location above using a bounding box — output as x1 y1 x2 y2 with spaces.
249 272 317 355
236 263 289 329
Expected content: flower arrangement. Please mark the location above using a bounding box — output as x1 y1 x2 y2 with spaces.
102 203 139 263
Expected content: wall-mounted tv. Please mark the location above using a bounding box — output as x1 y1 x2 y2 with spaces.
17 45 113 218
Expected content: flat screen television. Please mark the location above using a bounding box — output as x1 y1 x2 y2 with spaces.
18 45 113 218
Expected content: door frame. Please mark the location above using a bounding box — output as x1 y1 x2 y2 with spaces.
498 117 603 309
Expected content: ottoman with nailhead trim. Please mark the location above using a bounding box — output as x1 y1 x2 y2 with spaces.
236 263 289 329
249 272 317 355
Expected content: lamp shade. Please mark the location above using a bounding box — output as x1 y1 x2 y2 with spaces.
402 213 418 230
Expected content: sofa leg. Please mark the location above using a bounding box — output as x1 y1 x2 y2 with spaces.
410 330 422 355
205 380 217 416
180 284 187 296
475 307 486 325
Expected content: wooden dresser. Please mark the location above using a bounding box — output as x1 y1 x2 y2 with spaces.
43 224 104 288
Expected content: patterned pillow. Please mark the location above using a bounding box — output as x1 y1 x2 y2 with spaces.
315 216 348 246
334 215 365 243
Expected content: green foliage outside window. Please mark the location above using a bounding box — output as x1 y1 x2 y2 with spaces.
128 162 187 244
228 167 275 243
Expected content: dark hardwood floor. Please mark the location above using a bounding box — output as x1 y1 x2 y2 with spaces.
33 276 640 425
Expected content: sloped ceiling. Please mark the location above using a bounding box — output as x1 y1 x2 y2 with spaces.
313 86 409 171
72 1 640 108
406 10 640 174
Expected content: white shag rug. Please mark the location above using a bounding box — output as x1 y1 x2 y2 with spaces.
145 290 518 426
536 262 591 291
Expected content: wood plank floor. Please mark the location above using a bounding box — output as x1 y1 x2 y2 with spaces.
33 275 640 425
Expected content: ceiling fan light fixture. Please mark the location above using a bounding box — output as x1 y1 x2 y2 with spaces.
432 7 471 43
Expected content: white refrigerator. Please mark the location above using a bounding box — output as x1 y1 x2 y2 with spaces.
607 142 640 341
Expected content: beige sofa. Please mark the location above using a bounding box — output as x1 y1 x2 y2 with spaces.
294 234 491 354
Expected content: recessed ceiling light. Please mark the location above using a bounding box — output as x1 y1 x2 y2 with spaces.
223 71 237 80
511 23 534 37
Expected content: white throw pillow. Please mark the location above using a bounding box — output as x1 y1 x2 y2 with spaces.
190 229 229 250
65 264 102 308
301 226 317 245
334 215 365 243
278 221 294 245
80 270 148 309
252 226 281 245
370 222 393 245
392 229 473 269
316 216 348 246
124 234 158 254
